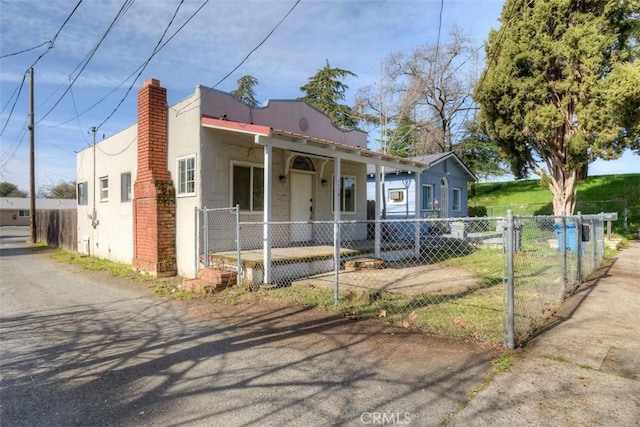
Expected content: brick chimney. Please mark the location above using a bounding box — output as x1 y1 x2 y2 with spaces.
132 79 177 276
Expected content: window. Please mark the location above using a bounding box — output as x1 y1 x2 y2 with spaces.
121 172 132 202
18 210 29 217
77 182 88 205
332 176 356 213
388 188 406 204
232 163 264 211
177 155 196 196
421 184 433 210
99 177 109 202
452 187 461 211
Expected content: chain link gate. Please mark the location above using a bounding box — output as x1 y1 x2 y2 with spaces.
195 206 241 279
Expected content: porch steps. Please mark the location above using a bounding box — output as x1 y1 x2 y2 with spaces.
344 258 385 271
182 268 237 293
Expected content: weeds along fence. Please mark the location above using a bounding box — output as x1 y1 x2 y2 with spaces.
198 208 608 348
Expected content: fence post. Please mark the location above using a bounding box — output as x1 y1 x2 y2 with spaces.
334 220 340 307
576 212 582 284
561 214 567 296
194 207 199 279
624 201 628 233
506 210 515 349
235 204 241 286
203 207 209 268
590 218 596 275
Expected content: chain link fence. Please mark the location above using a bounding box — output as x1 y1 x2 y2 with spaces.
197 208 609 347
483 199 638 236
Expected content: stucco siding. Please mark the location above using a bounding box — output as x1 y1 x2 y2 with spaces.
167 93 202 278
76 125 137 262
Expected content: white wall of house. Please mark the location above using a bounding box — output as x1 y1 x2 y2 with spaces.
75 82 402 279
76 125 137 261
167 91 202 278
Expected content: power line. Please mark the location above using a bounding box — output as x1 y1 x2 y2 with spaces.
175 0 301 116
24 0 85 71
45 0 209 131
95 135 137 156
0 41 50 59
36 0 135 125
0 122 29 172
69 85 90 146
0 72 27 137
0 0 84 139
450 0 526 143
433 0 444 72
96 0 188 131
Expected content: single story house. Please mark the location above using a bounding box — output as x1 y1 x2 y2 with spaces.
76 79 427 280
0 197 76 226
366 152 477 219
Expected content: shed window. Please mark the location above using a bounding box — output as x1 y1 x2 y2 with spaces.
453 188 461 211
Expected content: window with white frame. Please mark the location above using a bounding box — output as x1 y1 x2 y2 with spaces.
77 182 88 205
421 184 434 210
18 210 29 217
388 188 406 204
332 175 356 213
232 163 264 211
177 155 196 196
452 187 461 211
121 172 132 202
99 176 109 202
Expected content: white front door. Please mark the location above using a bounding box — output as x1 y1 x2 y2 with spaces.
440 177 449 218
290 172 313 242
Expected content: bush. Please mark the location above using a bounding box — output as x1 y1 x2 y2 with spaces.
468 205 488 217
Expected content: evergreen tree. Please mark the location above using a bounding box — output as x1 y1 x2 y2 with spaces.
231 75 260 108
300 60 359 130
475 0 640 215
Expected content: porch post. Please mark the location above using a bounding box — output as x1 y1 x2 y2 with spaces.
374 164 381 258
263 141 273 285
333 157 341 306
414 171 421 257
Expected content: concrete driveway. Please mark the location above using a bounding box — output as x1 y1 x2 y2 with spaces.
0 227 498 426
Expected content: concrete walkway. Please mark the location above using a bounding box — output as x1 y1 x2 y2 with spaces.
449 241 640 426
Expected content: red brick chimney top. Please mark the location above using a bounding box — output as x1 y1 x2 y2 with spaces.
144 78 161 88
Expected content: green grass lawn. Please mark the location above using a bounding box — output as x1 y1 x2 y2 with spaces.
469 174 640 236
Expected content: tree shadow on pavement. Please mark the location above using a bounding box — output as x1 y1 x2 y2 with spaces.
0 292 499 426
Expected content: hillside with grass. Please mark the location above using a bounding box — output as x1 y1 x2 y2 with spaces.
468 174 640 236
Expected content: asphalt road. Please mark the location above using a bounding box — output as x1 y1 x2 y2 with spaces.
0 227 497 426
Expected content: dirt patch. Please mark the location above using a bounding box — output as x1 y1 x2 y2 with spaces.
294 262 478 295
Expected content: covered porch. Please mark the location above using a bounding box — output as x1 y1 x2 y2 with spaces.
201 116 427 286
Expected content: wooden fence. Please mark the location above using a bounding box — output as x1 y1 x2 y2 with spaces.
36 209 77 251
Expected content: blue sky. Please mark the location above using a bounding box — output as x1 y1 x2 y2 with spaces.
0 0 637 193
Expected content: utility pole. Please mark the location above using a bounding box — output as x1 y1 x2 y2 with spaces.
29 67 36 243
